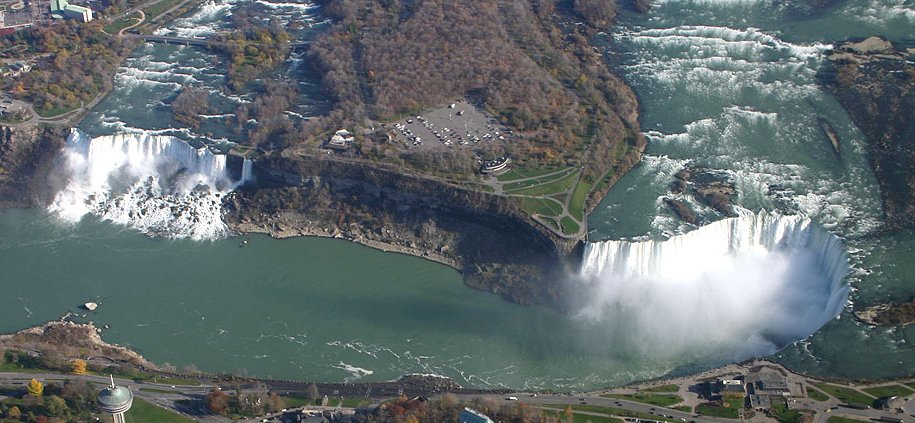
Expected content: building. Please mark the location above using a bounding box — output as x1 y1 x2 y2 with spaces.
98 375 133 423
50 0 92 22
326 129 355 150
459 407 494 423
480 156 511 175
720 379 746 397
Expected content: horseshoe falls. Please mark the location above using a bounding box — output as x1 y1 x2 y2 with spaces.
578 211 849 362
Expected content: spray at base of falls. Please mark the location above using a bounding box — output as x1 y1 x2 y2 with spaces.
49 129 253 240
577 210 849 362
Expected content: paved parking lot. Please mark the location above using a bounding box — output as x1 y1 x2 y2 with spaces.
386 99 518 151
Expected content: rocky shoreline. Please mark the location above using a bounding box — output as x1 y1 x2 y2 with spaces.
0 319 155 369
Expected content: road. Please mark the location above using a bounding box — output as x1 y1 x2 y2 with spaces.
0 371 222 421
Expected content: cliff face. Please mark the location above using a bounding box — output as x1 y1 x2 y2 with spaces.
820 37 915 229
224 153 583 306
0 125 67 208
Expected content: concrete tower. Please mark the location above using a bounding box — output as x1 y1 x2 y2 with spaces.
98 375 133 423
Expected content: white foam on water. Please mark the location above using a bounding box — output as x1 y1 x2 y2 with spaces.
49 130 251 240
578 210 849 361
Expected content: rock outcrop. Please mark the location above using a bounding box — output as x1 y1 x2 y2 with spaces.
0 125 67 208
820 37 915 229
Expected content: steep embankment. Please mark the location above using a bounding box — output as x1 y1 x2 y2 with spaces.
225 153 581 306
0 125 66 208
820 37 915 229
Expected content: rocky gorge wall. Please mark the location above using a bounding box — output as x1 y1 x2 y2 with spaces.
0 125 67 209
224 152 583 307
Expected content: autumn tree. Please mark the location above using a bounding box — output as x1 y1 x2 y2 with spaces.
171 87 211 129
5 406 21 419
27 378 44 397
206 389 230 415
70 359 87 375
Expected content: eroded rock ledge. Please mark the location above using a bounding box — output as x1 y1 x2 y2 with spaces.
225 152 584 307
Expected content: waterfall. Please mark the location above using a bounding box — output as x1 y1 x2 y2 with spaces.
49 129 249 240
577 210 849 360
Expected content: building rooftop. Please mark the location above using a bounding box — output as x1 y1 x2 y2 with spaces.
98 376 133 412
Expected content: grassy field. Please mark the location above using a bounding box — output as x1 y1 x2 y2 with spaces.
103 17 140 34
147 376 200 386
139 387 182 394
143 0 186 20
861 384 914 398
548 404 678 422
569 179 592 221
826 417 869 423
543 408 624 423
813 383 875 406
695 403 740 419
520 197 564 217
806 386 830 402
602 393 683 407
497 167 567 182
641 384 680 393
672 406 692 413
36 105 78 118
770 401 804 423
505 170 579 196
0 363 44 373
560 216 580 235
126 398 195 423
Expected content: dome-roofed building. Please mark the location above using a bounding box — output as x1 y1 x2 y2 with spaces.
98 375 133 423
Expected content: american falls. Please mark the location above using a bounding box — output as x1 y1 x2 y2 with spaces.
49 129 253 240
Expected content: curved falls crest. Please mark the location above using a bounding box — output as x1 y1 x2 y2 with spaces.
577 210 850 361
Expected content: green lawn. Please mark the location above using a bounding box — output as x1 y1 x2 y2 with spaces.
641 384 680 393
770 401 804 423
497 167 567 182
143 0 186 20
36 105 78 118
560 216 581 235
861 384 914 398
125 398 195 423
826 417 869 423
806 386 830 402
543 408 624 423
520 197 564 217
548 404 677 422
507 170 579 196
103 17 139 34
147 376 200 386
282 396 310 407
813 383 875 406
672 406 692 413
695 403 740 419
0 363 44 373
139 387 182 394
602 393 683 407
569 179 592 221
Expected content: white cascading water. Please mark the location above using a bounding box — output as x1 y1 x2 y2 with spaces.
49 129 253 241
578 210 849 361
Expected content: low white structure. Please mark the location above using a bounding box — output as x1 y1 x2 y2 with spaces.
327 129 355 150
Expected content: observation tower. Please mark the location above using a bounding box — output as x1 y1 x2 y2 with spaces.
98 375 133 423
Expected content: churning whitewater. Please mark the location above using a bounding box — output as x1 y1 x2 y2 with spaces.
578 211 849 362
49 130 251 240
